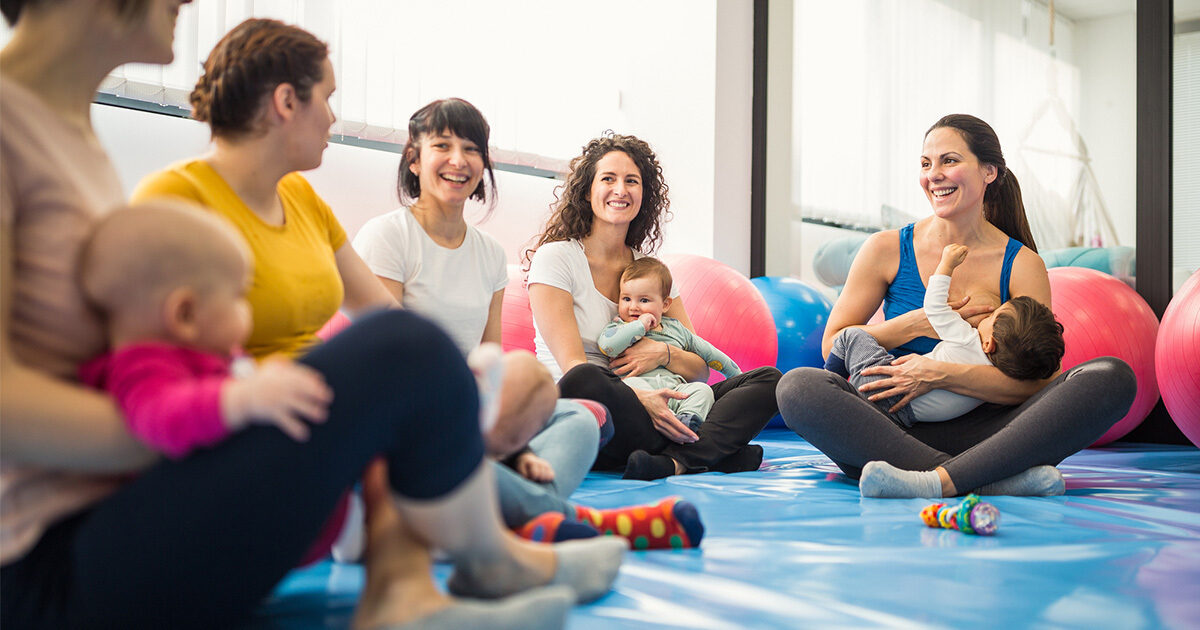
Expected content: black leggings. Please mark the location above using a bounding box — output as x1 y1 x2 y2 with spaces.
558 364 781 471
776 357 1137 492
0 310 484 630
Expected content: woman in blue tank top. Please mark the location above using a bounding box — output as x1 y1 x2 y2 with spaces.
776 114 1136 498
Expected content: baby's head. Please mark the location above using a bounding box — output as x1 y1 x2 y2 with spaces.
79 201 253 357
978 296 1064 380
618 257 673 323
484 351 558 459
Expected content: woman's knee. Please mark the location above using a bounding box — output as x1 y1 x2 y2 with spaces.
1063 356 1138 411
746 366 783 386
557 363 612 399
776 367 845 432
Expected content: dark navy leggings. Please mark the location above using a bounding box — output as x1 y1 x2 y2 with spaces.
1 310 484 629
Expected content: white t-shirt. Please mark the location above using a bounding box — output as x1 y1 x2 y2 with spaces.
911 273 992 421
353 207 507 356
526 239 678 380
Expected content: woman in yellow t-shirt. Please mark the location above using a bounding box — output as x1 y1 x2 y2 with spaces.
0 14 618 628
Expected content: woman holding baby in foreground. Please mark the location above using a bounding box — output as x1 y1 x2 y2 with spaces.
775 114 1137 499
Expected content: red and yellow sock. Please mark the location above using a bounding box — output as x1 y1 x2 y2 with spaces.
574 497 704 550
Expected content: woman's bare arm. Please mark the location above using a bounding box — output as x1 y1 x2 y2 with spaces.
481 289 504 345
822 231 915 356
527 283 589 374
336 243 399 316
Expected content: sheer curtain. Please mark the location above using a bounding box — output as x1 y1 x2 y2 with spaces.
793 0 1112 250
97 0 649 174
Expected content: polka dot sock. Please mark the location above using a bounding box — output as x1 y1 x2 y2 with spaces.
517 512 601 543
575 497 705 550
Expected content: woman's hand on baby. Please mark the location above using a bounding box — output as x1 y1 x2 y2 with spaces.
611 338 669 377
858 354 944 412
951 295 996 327
222 359 333 441
514 452 556 483
634 387 698 444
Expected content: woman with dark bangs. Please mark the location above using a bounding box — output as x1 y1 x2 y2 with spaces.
525 134 782 481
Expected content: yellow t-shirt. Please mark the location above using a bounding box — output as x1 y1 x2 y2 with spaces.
132 160 347 359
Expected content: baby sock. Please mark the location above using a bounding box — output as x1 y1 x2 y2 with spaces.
824 352 849 378
517 512 601 543
622 450 677 481
974 465 1065 496
574 497 704 550
677 412 703 432
859 460 943 498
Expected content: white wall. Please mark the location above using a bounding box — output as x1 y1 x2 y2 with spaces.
92 104 560 263
1074 11 1138 247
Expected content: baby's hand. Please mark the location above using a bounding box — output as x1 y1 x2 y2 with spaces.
222 358 333 442
937 244 969 275
638 312 659 331
515 452 556 483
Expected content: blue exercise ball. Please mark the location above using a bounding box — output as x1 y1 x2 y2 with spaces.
751 277 835 429
751 276 834 372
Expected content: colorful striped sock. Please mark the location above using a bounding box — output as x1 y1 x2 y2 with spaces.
574 497 704 550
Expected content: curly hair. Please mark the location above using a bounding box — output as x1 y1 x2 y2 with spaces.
397 98 497 208
524 133 671 264
189 18 328 139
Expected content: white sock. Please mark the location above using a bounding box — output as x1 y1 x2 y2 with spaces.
974 465 1065 496
859 461 943 498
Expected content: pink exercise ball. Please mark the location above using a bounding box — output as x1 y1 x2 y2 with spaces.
1048 267 1159 445
663 254 777 385
1156 269 1200 447
500 264 537 353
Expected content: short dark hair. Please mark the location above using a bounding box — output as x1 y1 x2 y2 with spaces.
189 18 328 139
2 0 150 26
396 98 497 207
621 257 672 298
988 296 1064 380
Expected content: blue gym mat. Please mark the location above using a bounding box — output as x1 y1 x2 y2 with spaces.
251 429 1200 629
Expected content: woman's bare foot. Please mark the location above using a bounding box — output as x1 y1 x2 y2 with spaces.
353 461 574 630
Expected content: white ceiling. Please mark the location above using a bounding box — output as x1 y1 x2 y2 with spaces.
1048 0 1200 22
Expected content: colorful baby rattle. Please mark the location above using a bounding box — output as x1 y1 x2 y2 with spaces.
919 494 1000 536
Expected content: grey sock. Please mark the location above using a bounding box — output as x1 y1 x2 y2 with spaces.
378 585 573 630
859 461 943 498
546 537 626 603
974 465 1065 496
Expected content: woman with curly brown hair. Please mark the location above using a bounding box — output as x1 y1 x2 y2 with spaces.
526 134 781 481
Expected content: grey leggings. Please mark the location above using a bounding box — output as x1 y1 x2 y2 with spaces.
776 357 1136 493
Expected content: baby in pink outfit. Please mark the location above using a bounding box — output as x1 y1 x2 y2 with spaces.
77 201 342 564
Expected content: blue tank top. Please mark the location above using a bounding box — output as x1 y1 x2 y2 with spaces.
883 223 1023 356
